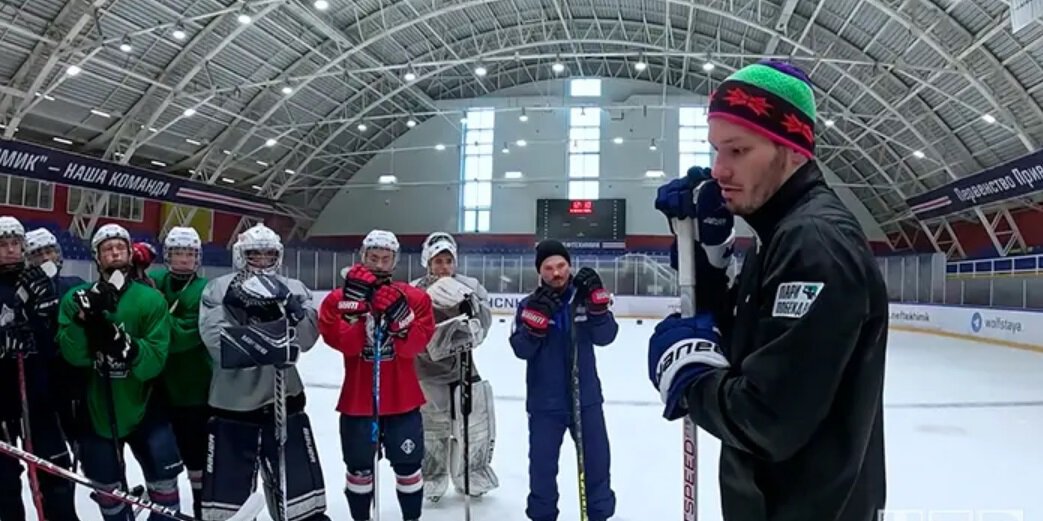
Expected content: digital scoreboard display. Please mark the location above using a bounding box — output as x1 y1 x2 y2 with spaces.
535 198 626 249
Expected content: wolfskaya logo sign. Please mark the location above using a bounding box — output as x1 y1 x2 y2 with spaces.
878 508 1022 521
970 312 1023 335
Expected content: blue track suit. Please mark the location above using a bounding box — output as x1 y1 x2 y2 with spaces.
509 284 618 521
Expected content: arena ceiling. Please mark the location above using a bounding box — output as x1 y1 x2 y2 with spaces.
1 0 1042 254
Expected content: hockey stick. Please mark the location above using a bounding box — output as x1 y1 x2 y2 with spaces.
16 354 46 521
671 216 699 521
272 316 289 521
567 294 589 521
0 439 264 521
371 314 385 521
459 348 473 521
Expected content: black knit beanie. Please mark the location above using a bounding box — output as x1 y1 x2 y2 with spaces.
535 239 571 271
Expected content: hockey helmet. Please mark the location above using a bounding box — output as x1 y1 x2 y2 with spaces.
25 228 62 267
420 231 457 268
164 226 202 276
0 216 25 240
233 223 282 275
91 223 131 256
360 229 400 274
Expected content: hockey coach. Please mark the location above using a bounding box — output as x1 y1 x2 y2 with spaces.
646 60 889 521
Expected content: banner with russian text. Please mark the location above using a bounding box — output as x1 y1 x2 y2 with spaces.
904 148 1043 221
0 139 276 217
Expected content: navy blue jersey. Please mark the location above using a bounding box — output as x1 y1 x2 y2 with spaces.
0 270 87 420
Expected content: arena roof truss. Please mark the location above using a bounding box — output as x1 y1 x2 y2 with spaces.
1 0 1043 256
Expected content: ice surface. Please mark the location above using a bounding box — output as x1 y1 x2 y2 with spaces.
27 315 1043 520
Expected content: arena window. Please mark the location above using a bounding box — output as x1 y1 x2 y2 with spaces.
678 106 712 177
460 107 494 233
0 175 54 211
568 106 600 199
67 187 143 222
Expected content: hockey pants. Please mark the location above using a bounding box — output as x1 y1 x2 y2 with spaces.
419 376 498 500
201 402 329 521
0 411 79 521
79 411 184 521
526 405 616 521
170 405 210 519
340 410 424 521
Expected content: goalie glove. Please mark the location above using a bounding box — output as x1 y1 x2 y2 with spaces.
219 318 299 369
224 272 296 325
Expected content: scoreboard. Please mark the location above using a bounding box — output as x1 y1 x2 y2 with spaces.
535 198 626 249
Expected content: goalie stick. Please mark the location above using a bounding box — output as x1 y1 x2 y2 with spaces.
0 439 265 521
672 216 699 521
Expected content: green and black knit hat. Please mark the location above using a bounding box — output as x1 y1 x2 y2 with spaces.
707 60 816 158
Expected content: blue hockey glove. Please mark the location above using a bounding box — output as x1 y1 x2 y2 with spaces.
648 313 730 421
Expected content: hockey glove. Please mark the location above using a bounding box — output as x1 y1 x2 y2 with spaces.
521 286 560 337
92 325 139 379
373 285 414 335
573 267 611 315
16 262 59 319
342 264 379 308
648 313 730 421
0 319 36 358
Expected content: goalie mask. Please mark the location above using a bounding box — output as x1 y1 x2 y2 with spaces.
420 231 457 279
164 226 201 279
91 223 132 276
25 228 62 269
233 223 283 276
0 216 25 273
361 229 399 280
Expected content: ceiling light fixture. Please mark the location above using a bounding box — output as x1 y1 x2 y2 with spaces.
314 0 329 10
474 66 487 77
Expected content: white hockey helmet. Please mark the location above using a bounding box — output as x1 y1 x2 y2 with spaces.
233 223 282 275
164 226 202 274
0 216 25 240
360 229 400 271
164 226 202 252
25 228 62 266
91 223 131 256
420 231 457 268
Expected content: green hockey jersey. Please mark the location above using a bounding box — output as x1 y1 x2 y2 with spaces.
149 268 211 408
58 279 170 439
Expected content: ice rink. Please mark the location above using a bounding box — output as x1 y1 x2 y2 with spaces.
45 313 1043 520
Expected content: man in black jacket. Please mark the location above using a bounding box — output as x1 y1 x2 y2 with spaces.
648 60 888 521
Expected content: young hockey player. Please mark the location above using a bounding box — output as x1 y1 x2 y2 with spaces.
24 227 88 455
147 226 211 518
318 229 435 521
648 60 887 521
0 218 80 520
57 223 182 521
509 240 618 521
409 232 498 502
198 223 330 521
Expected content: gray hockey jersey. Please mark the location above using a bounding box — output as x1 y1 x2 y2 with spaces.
198 272 320 412
410 274 492 385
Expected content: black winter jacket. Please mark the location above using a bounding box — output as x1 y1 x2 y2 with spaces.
686 161 888 521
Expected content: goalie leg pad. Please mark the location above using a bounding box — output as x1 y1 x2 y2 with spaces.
219 319 297 369
450 379 499 495
419 382 452 500
201 416 262 521
259 411 327 521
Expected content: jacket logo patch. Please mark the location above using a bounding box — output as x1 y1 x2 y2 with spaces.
772 282 824 318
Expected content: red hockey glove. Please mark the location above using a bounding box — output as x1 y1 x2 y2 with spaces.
340 265 377 319
574 267 610 314
521 286 559 337
373 285 414 335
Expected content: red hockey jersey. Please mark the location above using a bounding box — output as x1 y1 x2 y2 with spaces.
318 282 435 416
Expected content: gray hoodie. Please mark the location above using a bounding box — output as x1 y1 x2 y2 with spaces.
198 271 319 412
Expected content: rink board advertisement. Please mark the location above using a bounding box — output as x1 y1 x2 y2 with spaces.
889 303 1043 352
485 293 679 318
904 147 1043 221
0 138 276 216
